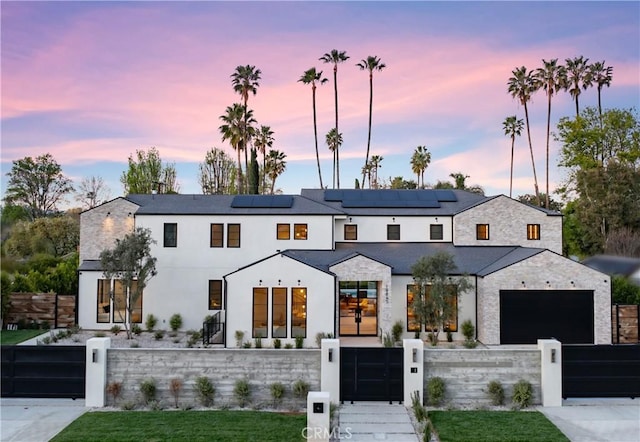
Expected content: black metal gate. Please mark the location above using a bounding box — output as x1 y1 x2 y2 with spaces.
1 345 86 398
563 344 640 398
340 347 403 403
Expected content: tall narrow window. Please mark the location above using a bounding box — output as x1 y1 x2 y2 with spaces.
430 224 443 240
209 280 222 309
277 223 290 240
130 281 142 324
344 224 358 240
227 224 240 248
476 224 489 240
443 287 458 332
252 287 268 338
272 288 287 338
112 280 126 323
527 224 540 240
294 224 308 240
210 224 224 247
387 224 400 240
164 223 177 247
97 279 110 323
291 287 307 338
406 285 420 332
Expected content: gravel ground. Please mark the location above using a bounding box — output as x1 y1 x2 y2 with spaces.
31 329 205 348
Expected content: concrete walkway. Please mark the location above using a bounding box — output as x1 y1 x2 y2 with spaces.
338 402 419 441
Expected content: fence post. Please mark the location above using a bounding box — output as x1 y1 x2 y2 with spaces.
537 339 562 407
306 391 331 441
85 337 111 407
320 339 340 404
403 338 424 406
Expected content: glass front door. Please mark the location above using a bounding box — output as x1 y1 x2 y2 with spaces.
339 281 378 336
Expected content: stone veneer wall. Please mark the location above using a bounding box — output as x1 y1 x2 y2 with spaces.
106 348 320 407
423 348 541 406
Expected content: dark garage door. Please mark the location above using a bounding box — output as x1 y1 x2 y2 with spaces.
500 290 594 344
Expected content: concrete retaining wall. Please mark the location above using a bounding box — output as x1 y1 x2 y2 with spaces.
106 348 321 408
423 348 541 406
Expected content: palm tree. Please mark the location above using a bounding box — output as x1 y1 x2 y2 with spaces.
535 59 566 209
325 128 343 188
356 55 386 187
265 149 287 194
254 125 274 194
410 145 431 189
508 66 541 206
369 155 383 189
219 103 245 193
298 68 328 188
361 162 372 189
564 56 589 118
502 116 524 198
589 61 613 123
231 65 262 193
320 49 349 188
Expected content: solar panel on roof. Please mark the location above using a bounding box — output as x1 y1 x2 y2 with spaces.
322 189 456 207
342 200 440 208
231 195 293 208
434 189 457 202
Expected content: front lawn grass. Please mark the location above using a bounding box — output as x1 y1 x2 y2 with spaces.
51 409 306 442
0 329 46 345
429 410 569 442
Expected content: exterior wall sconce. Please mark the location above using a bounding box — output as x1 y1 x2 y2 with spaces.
297 279 301 286
435 217 438 223
278 279 281 286
127 212 132 217
392 217 396 223
106 212 111 217
551 348 556 363
328 348 333 362
259 279 263 286
546 281 551 288
412 348 418 363
521 281 526 287
349 217 352 223
570 281 575 286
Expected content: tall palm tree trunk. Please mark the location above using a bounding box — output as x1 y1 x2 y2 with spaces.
333 65 340 189
510 135 515 198
312 86 323 188
597 86 603 124
524 103 540 206
362 72 373 187
575 96 580 119
236 149 243 194
545 94 552 209
262 152 266 194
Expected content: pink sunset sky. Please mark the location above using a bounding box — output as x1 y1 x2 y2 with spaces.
2 1 639 204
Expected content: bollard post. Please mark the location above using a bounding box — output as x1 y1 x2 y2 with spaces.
403 339 424 406
85 337 111 407
306 391 331 441
537 339 562 407
320 339 340 403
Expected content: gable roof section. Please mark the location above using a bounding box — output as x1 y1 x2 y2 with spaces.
454 194 562 217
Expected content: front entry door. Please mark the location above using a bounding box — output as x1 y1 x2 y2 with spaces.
339 281 378 336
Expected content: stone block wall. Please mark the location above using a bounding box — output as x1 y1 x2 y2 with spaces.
423 348 541 406
79 198 137 262
106 348 320 408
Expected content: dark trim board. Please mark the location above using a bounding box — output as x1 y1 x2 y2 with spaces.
500 290 594 344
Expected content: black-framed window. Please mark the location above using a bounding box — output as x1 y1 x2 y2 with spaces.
164 223 177 247
476 224 489 240
97 279 141 324
97 279 110 323
344 224 358 240
272 287 287 338
406 284 457 332
527 224 540 240
208 280 222 309
227 224 240 248
387 224 400 240
294 224 308 240
291 287 307 338
406 284 420 332
252 287 268 338
430 224 443 240
210 224 224 247
277 223 290 240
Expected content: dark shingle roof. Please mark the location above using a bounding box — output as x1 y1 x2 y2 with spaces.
79 260 102 271
582 255 640 278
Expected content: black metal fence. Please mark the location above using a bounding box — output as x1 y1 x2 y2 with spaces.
340 347 403 403
203 311 224 345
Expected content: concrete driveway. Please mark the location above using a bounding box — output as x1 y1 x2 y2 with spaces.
0 398 88 442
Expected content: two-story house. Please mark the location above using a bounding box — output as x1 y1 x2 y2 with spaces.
78 189 611 346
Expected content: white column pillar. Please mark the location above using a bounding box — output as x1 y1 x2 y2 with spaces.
403 338 424 406
85 337 111 407
306 391 331 441
537 339 562 407
320 339 340 403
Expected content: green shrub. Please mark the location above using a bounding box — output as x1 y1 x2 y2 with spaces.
315 331 334 347
254 335 262 348
242 341 252 348
294 335 304 349
94 331 106 338
446 331 453 342
463 340 478 349
132 324 142 335
273 338 282 349
392 321 403 343
270 382 285 407
169 314 183 332
233 379 251 407
382 332 394 347
411 390 427 422
234 330 245 347
292 379 310 399
512 379 533 409
110 325 122 335
284 343 293 349
129 341 139 348
145 314 158 331
461 319 474 341
140 378 157 405
427 377 446 406
194 376 215 407
154 330 165 340
487 380 504 406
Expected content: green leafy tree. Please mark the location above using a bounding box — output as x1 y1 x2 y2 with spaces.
612 275 640 305
356 55 386 187
503 116 524 198
265 150 287 195
565 56 590 117
410 146 431 189
517 193 562 212
449 173 484 195
198 148 237 195
5 153 74 219
100 228 157 339
410 251 472 344
299 68 328 189
4 215 79 258
75 176 111 209
389 176 417 189
120 147 179 194
320 49 349 189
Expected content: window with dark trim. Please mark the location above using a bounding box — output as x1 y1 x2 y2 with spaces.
387 224 400 240
208 280 222 309
97 280 110 323
164 223 177 247
252 287 268 338
272 288 287 338
344 224 358 240
476 224 489 240
406 285 420 332
406 284 458 332
430 224 443 240
294 224 308 240
291 287 307 338
277 224 290 240
98 279 141 324
527 224 540 240
210 224 224 247
227 224 240 248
